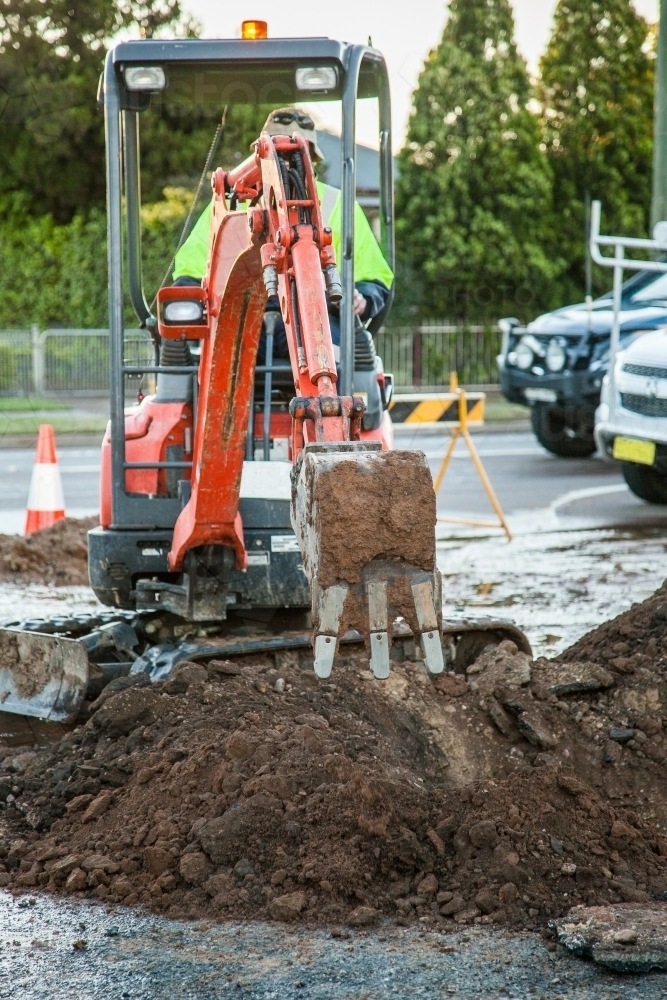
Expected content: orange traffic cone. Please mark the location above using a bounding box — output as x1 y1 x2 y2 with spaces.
24 424 66 535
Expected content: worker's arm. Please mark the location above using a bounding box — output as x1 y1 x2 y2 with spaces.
322 182 394 294
323 189 393 323
354 280 390 321
172 201 212 282
353 209 392 318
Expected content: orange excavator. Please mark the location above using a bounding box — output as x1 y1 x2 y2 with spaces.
0 30 530 721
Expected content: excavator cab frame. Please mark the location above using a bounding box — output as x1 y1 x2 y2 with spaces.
102 37 394 535
88 36 397 619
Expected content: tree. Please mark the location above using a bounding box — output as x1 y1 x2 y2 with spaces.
0 0 198 222
395 0 560 322
540 0 654 299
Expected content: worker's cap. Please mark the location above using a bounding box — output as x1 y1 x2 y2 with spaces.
255 107 325 162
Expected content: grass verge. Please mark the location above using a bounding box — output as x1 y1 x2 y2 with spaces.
0 415 107 435
484 398 530 422
0 396 69 411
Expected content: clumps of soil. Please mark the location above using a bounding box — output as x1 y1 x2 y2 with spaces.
4 580 667 932
0 517 97 587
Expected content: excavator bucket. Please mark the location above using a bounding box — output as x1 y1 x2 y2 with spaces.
0 628 89 723
292 445 444 679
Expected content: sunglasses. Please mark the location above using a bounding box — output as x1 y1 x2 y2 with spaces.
270 111 315 129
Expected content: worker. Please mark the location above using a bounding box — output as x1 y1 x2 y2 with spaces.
172 107 393 362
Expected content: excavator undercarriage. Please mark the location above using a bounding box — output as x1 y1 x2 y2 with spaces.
0 608 531 722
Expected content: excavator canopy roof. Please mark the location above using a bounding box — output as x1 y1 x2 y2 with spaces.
111 37 385 106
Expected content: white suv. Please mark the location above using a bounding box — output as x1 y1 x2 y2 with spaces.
595 328 667 503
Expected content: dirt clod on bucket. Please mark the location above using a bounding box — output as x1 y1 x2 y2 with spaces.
305 450 436 589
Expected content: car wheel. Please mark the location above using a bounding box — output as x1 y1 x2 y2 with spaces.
530 403 596 458
621 462 667 504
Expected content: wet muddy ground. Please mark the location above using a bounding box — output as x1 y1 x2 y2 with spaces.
3 525 664 662
440 526 667 657
0 538 665 996
4 891 667 1000
1 498 667 992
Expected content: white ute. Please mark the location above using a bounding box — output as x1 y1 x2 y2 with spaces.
596 328 667 503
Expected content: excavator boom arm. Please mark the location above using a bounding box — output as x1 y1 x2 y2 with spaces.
164 134 444 678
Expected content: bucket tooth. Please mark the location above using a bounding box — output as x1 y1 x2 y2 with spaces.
313 634 337 679
419 629 444 675
411 580 444 675
367 580 390 679
313 584 348 678
369 630 390 679
367 580 388 632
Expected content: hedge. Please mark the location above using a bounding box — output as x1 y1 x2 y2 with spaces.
0 188 193 330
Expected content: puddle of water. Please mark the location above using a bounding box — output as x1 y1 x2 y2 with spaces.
439 527 667 656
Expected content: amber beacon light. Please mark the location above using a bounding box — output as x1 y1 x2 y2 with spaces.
241 20 268 39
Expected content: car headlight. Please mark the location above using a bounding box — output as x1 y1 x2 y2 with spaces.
515 340 533 370
546 339 566 372
163 300 204 324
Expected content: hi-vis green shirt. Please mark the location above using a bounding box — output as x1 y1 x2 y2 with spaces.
173 180 394 289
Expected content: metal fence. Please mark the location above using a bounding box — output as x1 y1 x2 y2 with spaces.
376 323 501 390
0 327 154 395
0 324 500 394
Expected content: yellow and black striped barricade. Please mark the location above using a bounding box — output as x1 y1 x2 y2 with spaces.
389 392 485 427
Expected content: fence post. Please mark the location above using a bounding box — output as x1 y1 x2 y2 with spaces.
412 327 422 388
31 325 45 395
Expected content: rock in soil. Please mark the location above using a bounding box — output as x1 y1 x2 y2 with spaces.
0 517 97 587
3 578 667 933
552 903 667 972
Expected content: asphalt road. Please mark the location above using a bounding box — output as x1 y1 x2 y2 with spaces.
395 427 667 535
0 429 664 536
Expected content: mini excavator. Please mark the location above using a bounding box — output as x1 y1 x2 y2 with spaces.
0 31 530 721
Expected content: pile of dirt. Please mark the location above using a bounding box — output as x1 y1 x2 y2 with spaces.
2 577 667 931
0 517 97 587
560 577 667 675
